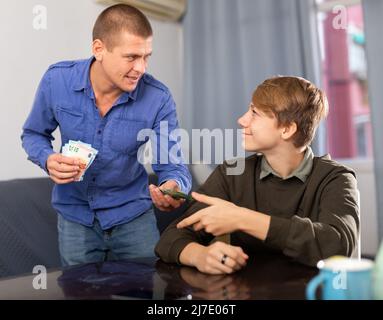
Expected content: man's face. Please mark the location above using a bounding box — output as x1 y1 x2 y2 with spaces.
97 32 153 92
237 102 283 153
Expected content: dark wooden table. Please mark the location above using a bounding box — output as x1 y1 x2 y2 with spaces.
0 253 318 300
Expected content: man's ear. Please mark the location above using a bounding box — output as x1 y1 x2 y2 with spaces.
281 122 297 140
92 39 105 62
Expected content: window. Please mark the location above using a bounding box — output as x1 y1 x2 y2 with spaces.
316 0 373 159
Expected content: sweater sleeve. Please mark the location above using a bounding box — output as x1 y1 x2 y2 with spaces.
155 163 231 263
264 171 359 266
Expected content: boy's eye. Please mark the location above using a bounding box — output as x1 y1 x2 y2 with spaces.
252 109 258 116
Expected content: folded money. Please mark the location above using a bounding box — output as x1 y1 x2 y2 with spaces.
62 140 98 181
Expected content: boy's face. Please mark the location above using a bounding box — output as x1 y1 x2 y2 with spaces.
238 102 284 153
94 32 153 93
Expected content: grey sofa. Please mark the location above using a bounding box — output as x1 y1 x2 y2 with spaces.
0 178 60 278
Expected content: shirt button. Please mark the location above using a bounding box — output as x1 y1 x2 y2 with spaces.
92 178 96 182
97 130 102 134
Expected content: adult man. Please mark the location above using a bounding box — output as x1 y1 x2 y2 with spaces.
156 76 359 274
22 4 191 266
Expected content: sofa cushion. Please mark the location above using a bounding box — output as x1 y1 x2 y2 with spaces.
0 178 60 278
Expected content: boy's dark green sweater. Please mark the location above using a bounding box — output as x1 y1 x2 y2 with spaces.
155 154 359 267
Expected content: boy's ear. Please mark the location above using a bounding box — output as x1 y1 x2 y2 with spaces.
281 122 297 140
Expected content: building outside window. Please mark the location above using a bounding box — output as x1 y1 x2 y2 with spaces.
316 0 373 159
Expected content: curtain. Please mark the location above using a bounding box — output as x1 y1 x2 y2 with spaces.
181 0 323 154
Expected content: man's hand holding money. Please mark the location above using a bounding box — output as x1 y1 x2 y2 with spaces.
46 153 82 184
149 180 185 212
47 140 98 184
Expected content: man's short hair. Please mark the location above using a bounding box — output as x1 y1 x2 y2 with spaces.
253 76 329 148
93 4 153 50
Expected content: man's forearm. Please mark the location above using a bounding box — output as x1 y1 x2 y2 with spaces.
21 132 55 172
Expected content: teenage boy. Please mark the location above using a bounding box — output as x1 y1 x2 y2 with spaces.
155 76 359 275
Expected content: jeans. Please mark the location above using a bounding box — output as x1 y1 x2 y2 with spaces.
57 208 160 266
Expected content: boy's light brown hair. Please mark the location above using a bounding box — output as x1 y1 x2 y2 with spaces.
93 4 153 51
253 76 329 148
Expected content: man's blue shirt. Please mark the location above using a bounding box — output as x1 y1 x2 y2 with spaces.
22 57 191 230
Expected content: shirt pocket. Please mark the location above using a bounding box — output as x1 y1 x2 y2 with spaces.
56 106 85 141
106 118 148 155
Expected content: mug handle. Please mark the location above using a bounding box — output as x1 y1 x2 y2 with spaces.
306 273 326 300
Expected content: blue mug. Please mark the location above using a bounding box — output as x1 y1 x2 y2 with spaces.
306 256 374 300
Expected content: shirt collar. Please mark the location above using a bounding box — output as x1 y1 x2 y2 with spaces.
71 56 139 102
71 57 94 92
260 147 314 182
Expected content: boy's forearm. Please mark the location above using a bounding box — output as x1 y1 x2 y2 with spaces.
237 208 271 241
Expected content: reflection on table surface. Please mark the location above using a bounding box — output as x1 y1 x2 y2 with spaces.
0 253 317 300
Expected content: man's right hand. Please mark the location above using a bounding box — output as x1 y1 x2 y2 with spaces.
46 153 81 184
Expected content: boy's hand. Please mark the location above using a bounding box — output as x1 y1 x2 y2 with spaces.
180 241 249 275
177 192 242 235
46 153 81 184
149 180 185 212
